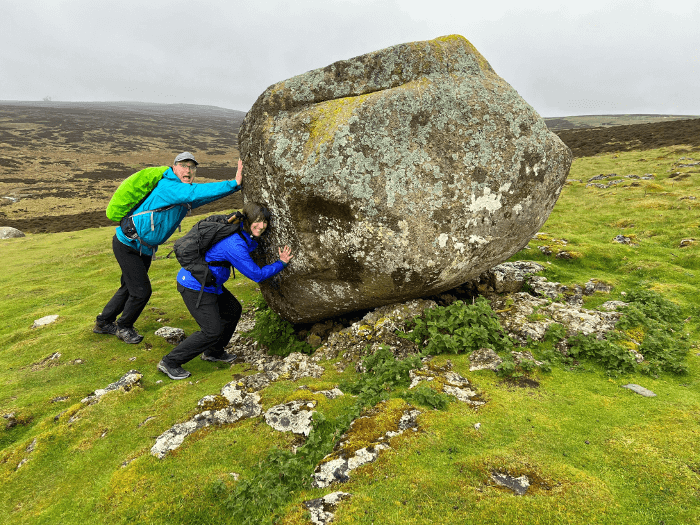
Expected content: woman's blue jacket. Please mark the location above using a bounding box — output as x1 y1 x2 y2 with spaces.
176 229 286 294
115 167 239 255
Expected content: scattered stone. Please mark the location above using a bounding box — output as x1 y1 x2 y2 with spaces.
32 315 59 328
51 396 69 403
297 386 345 399
312 401 421 488
151 386 262 459
0 226 25 239
491 471 530 495
621 384 656 397
612 235 635 245
468 261 545 295
474 422 481 430
81 370 143 405
489 291 622 344
528 276 583 306
303 492 352 525
584 279 613 295
599 301 628 311
264 400 317 436
538 245 552 256
154 326 186 345
31 352 61 371
468 348 503 372
409 360 484 406
314 299 434 365
680 239 696 247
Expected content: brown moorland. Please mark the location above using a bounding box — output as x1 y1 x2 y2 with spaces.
1 102 698 233
0 102 245 233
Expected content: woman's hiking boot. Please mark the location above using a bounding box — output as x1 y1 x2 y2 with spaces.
93 321 118 335
116 326 144 344
157 360 191 380
200 351 237 363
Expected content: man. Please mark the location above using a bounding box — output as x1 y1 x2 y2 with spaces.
94 152 243 344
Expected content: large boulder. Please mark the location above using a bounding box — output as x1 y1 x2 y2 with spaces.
238 35 572 323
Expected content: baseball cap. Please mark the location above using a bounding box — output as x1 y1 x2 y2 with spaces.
173 151 198 165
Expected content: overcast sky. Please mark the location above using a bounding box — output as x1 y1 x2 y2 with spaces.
3 0 698 117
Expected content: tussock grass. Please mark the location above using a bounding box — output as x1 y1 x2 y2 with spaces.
2 145 700 524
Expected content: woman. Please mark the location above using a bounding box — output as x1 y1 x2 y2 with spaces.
158 202 292 380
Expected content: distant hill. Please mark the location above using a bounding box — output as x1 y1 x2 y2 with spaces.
544 114 700 131
1 102 699 232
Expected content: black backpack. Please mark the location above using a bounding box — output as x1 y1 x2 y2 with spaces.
172 212 246 307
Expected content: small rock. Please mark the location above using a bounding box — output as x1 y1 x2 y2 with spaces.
264 400 317 436
304 492 352 525
621 384 656 397
32 315 59 328
154 327 186 345
469 348 502 371
0 226 25 239
491 471 530 495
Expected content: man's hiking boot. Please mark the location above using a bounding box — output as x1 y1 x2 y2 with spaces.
93 321 118 335
116 326 144 344
201 351 237 363
157 360 191 380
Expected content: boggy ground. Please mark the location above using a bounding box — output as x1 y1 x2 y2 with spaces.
1 102 698 233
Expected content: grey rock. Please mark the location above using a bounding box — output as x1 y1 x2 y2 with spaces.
0 226 25 239
154 326 186 345
151 388 262 459
264 400 317 436
469 261 545 294
239 35 572 323
584 279 613 295
81 370 143 404
491 471 530 495
32 315 59 328
304 492 352 525
469 348 503 372
622 384 656 397
312 408 421 488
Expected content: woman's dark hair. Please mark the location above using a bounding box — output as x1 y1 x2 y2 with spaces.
241 202 272 235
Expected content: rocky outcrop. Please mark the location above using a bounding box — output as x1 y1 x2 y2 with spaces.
81 370 142 405
0 226 25 239
239 35 572 323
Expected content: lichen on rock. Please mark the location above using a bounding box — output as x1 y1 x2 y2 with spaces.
239 35 572 323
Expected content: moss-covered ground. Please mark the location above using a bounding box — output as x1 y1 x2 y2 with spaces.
1 141 700 524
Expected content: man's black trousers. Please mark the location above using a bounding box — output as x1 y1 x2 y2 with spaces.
163 283 242 366
97 235 152 329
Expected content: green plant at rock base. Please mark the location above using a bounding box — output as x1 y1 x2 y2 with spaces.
245 295 313 357
553 289 690 376
401 297 515 355
400 385 451 410
340 345 423 407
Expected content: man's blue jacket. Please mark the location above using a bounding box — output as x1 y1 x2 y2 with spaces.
115 167 239 255
177 229 286 294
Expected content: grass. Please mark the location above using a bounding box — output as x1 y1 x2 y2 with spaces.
1 143 700 524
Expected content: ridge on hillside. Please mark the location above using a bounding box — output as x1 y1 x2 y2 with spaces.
544 114 700 131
